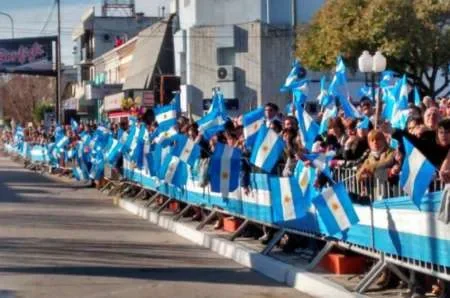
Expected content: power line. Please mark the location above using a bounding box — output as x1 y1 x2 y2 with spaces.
40 0 58 35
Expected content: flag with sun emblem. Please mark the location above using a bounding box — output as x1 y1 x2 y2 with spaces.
270 176 308 223
250 125 285 173
154 103 178 130
160 154 188 188
293 161 317 206
171 134 201 167
313 183 359 235
242 107 265 149
209 142 241 197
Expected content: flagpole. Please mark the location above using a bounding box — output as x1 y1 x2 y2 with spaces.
56 0 62 124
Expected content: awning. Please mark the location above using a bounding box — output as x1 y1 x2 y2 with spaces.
122 17 171 91
104 92 124 112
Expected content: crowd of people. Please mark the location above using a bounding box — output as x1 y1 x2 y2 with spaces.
2 92 450 297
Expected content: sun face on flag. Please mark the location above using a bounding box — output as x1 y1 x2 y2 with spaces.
163 114 168 119
300 172 309 188
262 145 269 152
331 201 340 212
253 123 259 130
284 195 292 204
184 148 191 155
221 171 229 180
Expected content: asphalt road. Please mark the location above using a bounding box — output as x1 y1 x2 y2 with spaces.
0 155 311 298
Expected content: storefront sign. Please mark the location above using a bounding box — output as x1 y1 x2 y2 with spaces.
104 92 123 111
0 36 56 76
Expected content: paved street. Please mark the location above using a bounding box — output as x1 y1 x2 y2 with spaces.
0 155 310 298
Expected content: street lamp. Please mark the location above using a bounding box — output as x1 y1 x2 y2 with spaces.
0 11 14 38
358 50 386 128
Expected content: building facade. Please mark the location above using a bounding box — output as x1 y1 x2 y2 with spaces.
171 0 325 117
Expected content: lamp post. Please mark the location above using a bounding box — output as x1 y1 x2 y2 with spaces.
358 51 387 129
0 12 14 38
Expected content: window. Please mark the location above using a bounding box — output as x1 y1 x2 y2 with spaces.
217 48 235 65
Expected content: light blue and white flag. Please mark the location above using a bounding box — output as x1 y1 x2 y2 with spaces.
171 134 201 167
70 119 79 132
414 86 421 106
56 135 69 149
209 143 241 196
73 163 89 181
106 138 123 166
319 101 338 135
338 95 361 119
295 104 319 151
303 151 335 180
242 107 264 148
208 89 227 115
250 125 285 173
160 155 188 188
197 110 226 140
270 176 308 223
380 70 395 88
317 76 329 106
397 75 410 110
154 103 177 130
292 79 309 105
392 109 410 130
356 116 370 130
280 60 304 92
153 126 178 145
313 183 359 235
400 138 436 206
294 161 317 205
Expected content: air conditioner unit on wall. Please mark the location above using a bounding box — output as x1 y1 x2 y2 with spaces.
217 65 234 82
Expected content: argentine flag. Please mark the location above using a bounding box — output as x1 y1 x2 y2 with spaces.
414 86 421 106
208 90 227 115
295 104 319 151
270 176 308 223
303 151 335 180
153 126 178 145
280 60 304 92
356 116 370 130
319 101 337 135
242 107 264 148
209 143 241 196
197 110 226 140
292 79 309 104
400 138 436 206
313 183 359 235
106 138 123 166
70 118 79 132
160 155 188 188
154 103 177 130
56 135 69 149
250 126 285 173
171 134 201 167
73 164 89 181
317 76 328 106
294 161 317 205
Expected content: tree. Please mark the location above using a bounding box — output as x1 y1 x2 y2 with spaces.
297 0 450 97
32 101 54 123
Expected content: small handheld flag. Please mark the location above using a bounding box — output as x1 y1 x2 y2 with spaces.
313 183 359 235
242 107 264 148
270 176 308 223
250 125 285 173
400 137 436 206
171 134 201 167
209 143 241 196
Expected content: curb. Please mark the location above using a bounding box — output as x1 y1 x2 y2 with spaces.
116 197 365 298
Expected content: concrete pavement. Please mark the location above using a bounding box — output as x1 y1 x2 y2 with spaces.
0 155 311 298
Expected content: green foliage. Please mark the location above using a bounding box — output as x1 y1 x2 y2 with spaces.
32 101 54 124
297 0 450 97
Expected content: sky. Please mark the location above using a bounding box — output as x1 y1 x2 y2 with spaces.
0 0 171 64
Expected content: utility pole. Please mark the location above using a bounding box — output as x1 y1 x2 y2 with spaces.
56 0 62 124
